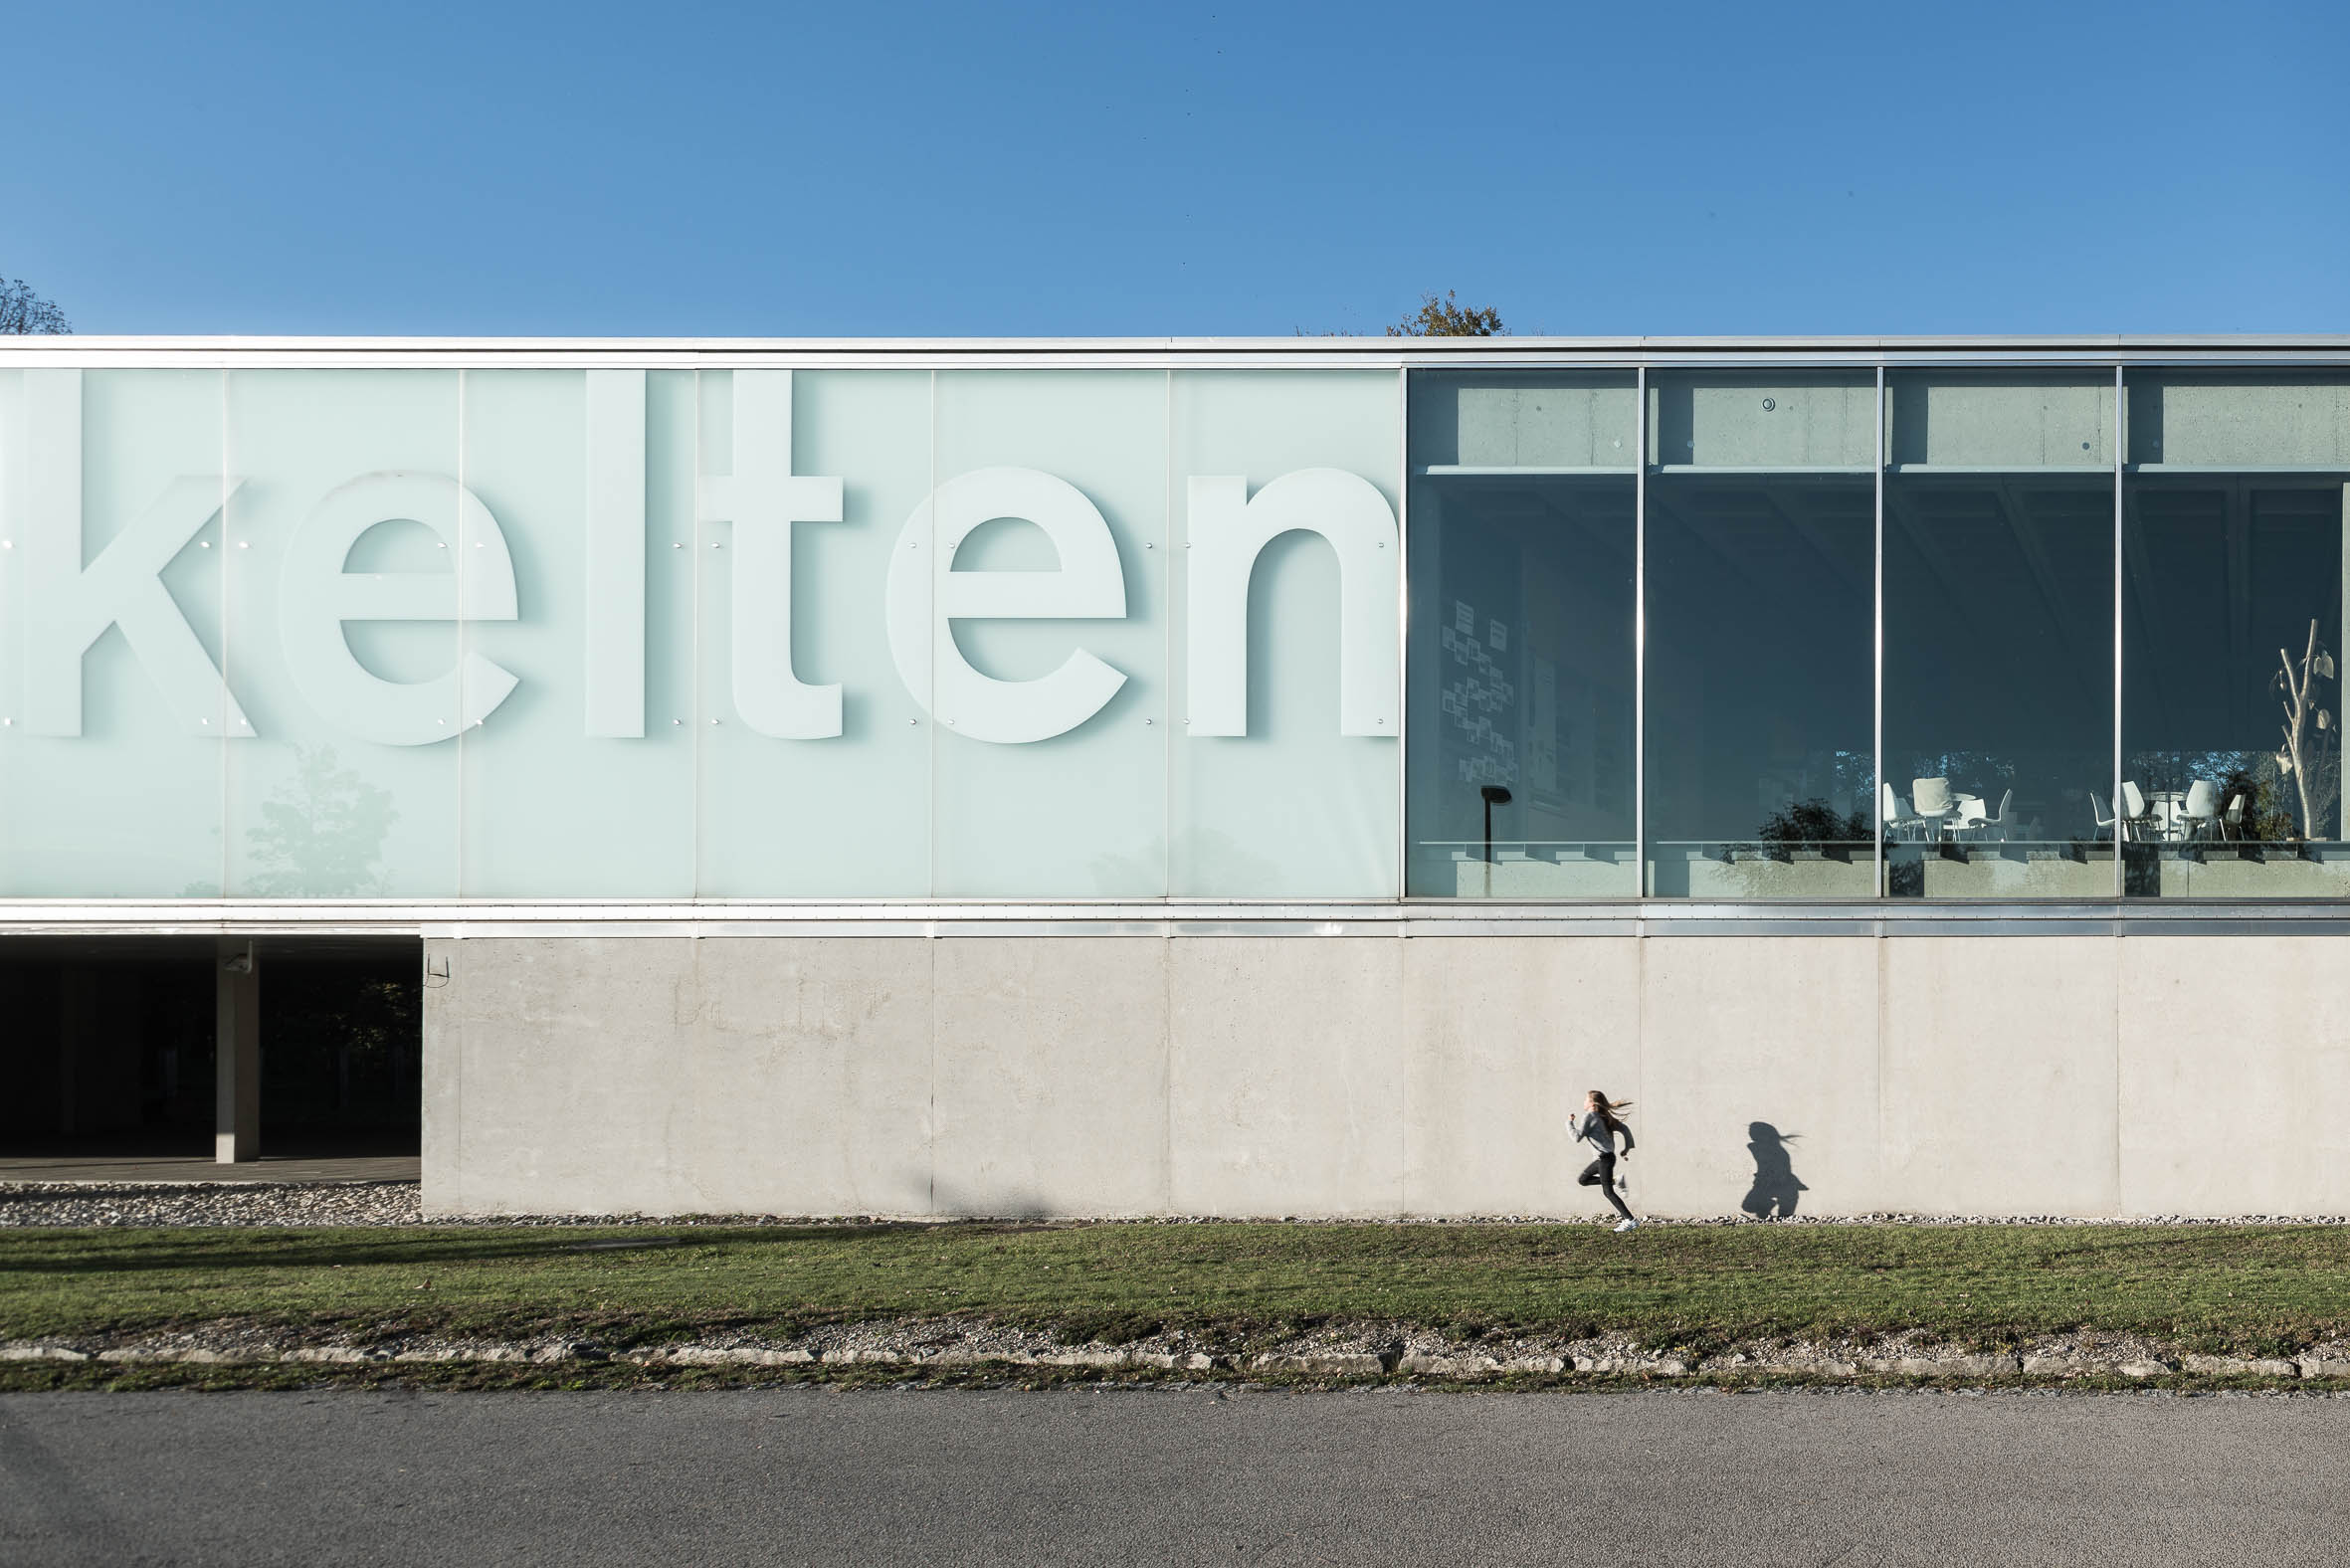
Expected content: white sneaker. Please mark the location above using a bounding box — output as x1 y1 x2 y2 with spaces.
1614 1218 1639 1233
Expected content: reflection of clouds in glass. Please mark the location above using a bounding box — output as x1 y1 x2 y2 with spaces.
1089 837 1169 896
242 746 398 896
1180 829 1281 895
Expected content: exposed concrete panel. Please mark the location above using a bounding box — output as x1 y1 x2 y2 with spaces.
2127 378 2350 469
426 937 702 1216
1652 381 1875 470
930 938 1169 1217
1888 379 2114 469
686 937 932 1218
1423 380 1638 470
420 929 2350 1220
1636 938 1880 1217
1167 938 1407 1218
2117 936 2350 1216
1401 937 1641 1217
1876 937 2118 1216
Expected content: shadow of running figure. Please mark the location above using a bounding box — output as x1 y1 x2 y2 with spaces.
1740 1122 1807 1218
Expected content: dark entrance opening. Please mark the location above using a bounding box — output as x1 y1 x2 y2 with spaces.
0 936 421 1179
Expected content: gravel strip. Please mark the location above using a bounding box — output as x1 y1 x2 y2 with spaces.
5 1181 2348 1229
6 1319 2347 1382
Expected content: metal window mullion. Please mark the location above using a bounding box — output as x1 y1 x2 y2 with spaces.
1874 366 1886 897
1635 366 1648 897
1395 365 1409 902
2114 363 2126 899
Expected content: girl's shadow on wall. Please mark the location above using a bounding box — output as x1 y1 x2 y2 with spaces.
1741 1122 1806 1218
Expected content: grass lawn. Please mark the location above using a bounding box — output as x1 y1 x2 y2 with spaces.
6 1221 2350 1358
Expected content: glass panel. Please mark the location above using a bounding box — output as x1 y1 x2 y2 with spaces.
1883 371 2116 897
1406 372 1636 896
2123 370 2350 896
225 370 461 897
694 368 931 896
1170 370 1402 897
457 370 694 896
1644 371 1875 897
928 370 1167 895
1 369 227 894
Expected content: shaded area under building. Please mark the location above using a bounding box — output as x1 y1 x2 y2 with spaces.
0 936 420 1183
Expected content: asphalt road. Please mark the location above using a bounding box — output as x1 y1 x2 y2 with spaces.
5 1387 2349 1566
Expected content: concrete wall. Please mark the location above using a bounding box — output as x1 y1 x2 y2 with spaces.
422 930 2350 1220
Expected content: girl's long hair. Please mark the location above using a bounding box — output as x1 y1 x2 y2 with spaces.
1587 1090 1633 1131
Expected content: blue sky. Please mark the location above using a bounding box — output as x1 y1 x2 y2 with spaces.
4 0 2346 336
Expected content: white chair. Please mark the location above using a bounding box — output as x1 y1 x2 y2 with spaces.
2180 780 2223 842
1911 777 1956 838
1960 789 2016 843
2120 782 2155 843
2222 793 2246 841
2090 792 2118 843
1881 782 1920 841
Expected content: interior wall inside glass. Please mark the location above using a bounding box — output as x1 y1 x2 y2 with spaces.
1407 477 1636 896
1406 373 1637 897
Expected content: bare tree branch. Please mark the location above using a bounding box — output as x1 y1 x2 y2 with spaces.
0 277 70 334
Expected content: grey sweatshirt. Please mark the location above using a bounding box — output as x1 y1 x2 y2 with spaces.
1575 1110 1634 1159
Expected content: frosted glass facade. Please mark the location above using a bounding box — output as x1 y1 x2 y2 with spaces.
0 365 1401 899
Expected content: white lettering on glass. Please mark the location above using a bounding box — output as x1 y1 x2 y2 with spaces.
884 466 1127 744
22 369 254 738
583 369 647 738
699 370 848 739
1185 469 1399 736
279 472 520 746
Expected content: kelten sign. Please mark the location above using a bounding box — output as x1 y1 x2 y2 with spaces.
0 363 1403 899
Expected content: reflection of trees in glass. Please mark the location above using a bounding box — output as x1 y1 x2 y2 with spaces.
2127 750 2329 845
1900 750 2018 791
243 747 398 896
1758 798 1870 850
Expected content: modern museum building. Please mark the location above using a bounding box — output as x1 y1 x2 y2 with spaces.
5 335 2349 1219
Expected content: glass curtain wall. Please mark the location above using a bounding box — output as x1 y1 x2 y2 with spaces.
1643 372 1876 897
1882 372 2116 896
1405 372 1637 896
2121 371 2350 896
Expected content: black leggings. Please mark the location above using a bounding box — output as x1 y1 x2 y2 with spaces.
1578 1154 1634 1221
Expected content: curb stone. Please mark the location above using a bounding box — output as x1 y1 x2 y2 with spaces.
2184 1355 2298 1377
0 1334 2318 1382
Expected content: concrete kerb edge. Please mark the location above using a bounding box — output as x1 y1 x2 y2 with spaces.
9 1339 2345 1384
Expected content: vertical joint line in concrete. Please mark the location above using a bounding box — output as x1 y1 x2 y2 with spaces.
926 926 938 1218
1162 929 1175 1216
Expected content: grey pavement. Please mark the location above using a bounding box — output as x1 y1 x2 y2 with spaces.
0 1152 420 1184
4 1387 2348 1566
